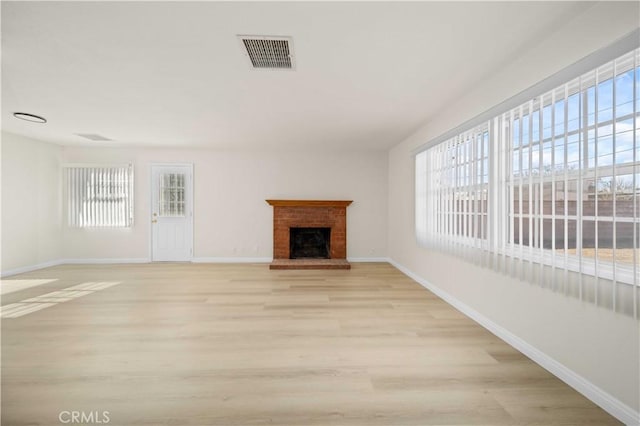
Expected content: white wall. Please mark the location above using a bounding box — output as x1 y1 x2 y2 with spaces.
61 146 387 261
388 2 640 421
1 132 62 273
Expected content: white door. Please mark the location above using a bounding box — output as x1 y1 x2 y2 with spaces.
151 164 193 261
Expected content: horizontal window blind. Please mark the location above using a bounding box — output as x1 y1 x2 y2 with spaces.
66 165 134 228
415 47 640 317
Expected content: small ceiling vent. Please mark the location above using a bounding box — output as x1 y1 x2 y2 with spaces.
238 35 294 70
75 133 112 141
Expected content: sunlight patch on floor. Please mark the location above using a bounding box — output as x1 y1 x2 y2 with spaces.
0 302 56 318
0 279 59 295
0 281 122 319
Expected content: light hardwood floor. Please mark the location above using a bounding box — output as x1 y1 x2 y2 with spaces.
1 263 620 425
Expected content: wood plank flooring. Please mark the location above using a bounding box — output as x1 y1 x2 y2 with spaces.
1 263 620 425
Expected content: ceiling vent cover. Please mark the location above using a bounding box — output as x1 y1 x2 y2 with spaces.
238 35 294 70
75 133 112 141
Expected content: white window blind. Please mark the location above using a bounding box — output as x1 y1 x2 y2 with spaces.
66 165 134 228
417 125 490 260
416 47 640 317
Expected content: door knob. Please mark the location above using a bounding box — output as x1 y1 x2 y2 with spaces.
152 219 157 223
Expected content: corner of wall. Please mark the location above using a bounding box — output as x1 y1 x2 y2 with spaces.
1 132 63 274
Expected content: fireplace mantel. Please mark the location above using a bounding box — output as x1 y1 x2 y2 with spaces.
266 199 353 270
266 200 353 208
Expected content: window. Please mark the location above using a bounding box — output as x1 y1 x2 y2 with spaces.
503 50 639 284
415 46 639 316
66 165 134 227
416 125 489 250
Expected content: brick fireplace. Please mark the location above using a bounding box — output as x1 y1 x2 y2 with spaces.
266 200 353 270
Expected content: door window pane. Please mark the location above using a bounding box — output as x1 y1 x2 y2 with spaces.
159 173 186 217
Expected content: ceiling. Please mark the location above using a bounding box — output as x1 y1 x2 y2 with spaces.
2 1 592 150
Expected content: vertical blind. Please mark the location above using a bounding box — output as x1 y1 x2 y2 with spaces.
416 125 490 258
66 165 134 228
416 48 639 317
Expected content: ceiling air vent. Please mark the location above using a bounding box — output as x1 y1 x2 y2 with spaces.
238 35 294 70
75 133 112 141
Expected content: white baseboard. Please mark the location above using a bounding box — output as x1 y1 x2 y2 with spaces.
3 258 389 276
63 258 151 264
1 259 64 278
192 257 271 263
6 256 386 274
348 257 390 262
387 258 640 426
192 257 391 264
2 258 150 277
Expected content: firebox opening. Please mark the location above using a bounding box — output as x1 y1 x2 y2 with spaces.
290 227 331 259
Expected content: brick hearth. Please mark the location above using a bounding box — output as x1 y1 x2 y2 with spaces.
266 200 353 270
